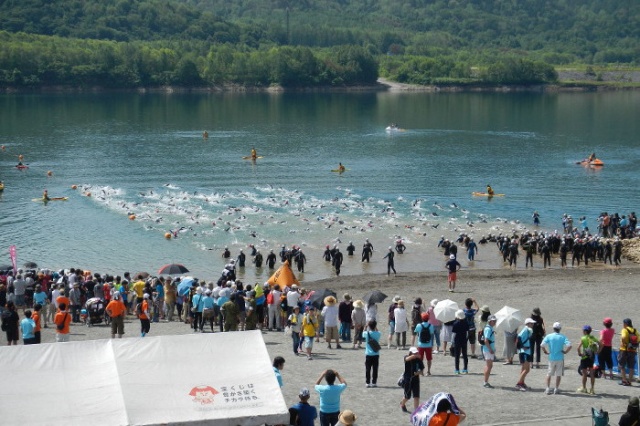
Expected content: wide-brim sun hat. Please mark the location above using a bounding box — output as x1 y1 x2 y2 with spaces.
324 295 337 306
353 300 365 309
338 410 357 425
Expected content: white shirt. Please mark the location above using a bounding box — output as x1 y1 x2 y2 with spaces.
322 305 339 327
286 290 301 308
394 307 409 333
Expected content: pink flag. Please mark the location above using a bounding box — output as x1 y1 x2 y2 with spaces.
9 245 17 275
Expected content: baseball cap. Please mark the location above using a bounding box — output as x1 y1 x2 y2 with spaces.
553 322 562 330
488 315 497 322
299 388 310 397
524 318 536 325
583 325 592 332
409 347 419 354
449 254 455 259
603 317 613 326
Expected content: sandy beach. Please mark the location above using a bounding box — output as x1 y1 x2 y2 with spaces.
30 262 640 425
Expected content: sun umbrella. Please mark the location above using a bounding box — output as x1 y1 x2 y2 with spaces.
411 392 461 426
177 278 196 296
494 305 524 332
23 261 38 269
362 290 387 305
158 263 189 275
308 288 337 309
433 299 459 323
0 265 13 271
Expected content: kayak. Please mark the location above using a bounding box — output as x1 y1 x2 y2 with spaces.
331 169 348 173
472 192 505 197
0 183 4 191
577 159 604 166
242 156 263 160
32 197 68 202
385 126 405 133
15 165 28 170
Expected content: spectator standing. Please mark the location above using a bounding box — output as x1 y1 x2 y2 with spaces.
54 302 72 342
427 299 442 353
32 284 49 328
315 369 347 426
451 309 469 375
301 306 319 360
289 387 318 426
1 300 20 345
412 312 435 375
463 298 479 358
541 321 572 394
482 315 498 388
445 254 461 292
618 318 639 386
394 300 410 350
577 325 601 395
338 294 353 343
599 317 615 380
387 296 400 349
322 296 341 349
515 318 536 391
105 292 126 338
351 300 366 350
362 320 381 388
530 307 546 369
20 309 36 345
288 305 303 356
139 293 151 337
400 347 424 413
273 356 285 388
32 303 42 344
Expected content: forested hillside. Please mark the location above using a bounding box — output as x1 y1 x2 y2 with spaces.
0 0 638 89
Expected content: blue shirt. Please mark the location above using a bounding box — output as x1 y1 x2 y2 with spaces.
518 326 533 355
463 308 477 330
414 322 434 348
33 291 48 306
482 325 496 352
541 332 571 361
273 367 283 387
192 294 206 313
363 330 381 356
203 296 215 310
315 383 347 414
155 283 164 298
20 318 35 339
290 402 318 426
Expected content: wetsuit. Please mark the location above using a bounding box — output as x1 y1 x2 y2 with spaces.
254 252 263 268
541 244 551 268
266 252 277 269
237 252 246 267
361 245 372 262
323 249 332 262
295 251 306 273
346 243 356 256
333 251 343 275
384 251 396 275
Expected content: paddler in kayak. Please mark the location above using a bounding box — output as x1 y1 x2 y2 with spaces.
588 152 596 162
202 130 208 139
251 147 258 160
338 162 346 173
43 189 50 202
486 184 494 196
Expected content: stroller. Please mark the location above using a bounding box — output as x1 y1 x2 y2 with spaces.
84 298 110 326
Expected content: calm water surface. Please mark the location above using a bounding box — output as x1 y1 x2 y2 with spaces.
1 91 638 282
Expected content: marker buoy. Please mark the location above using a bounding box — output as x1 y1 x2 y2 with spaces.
129 214 136 220
47 170 53 176
164 232 172 239
71 185 78 190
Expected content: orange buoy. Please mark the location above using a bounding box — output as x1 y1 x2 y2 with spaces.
129 214 136 220
85 192 92 197
1 145 5 150
71 185 78 190
47 170 53 176
164 232 172 239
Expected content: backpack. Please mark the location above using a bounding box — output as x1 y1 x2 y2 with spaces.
419 323 431 344
516 334 529 350
478 330 485 346
627 327 639 350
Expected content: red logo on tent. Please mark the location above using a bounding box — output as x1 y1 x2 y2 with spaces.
189 385 219 405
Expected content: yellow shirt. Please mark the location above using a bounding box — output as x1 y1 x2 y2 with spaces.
301 313 317 337
132 280 146 298
620 326 639 352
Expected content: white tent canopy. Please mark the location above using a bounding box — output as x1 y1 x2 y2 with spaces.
0 331 289 426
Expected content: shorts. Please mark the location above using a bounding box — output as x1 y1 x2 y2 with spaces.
519 352 533 364
403 375 420 399
618 350 637 371
547 360 564 377
5 329 19 342
418 347 433 361
467 329 476 345
15 295 25 307
448 272 457 282
389 321 396 336
482 348 495 361
579 356 595 372
56 333 70 343
111 315 125 335
325 326 339 341
304 336 314 349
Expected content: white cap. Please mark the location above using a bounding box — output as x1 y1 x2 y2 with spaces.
449 254 455 259
524 318 536 325
553 322 562 330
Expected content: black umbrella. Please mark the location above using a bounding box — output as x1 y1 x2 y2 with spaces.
0 265 13 272
23 261 38 269
308 288 337 309
362 290 387 305
158 263 189 275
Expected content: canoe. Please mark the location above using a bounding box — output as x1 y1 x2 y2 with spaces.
472 192 505 197
0 183 4 191
32 197 68 202
15 165 28 170
577 159 604 166
242 156 263 160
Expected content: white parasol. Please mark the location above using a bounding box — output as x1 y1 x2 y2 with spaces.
433 299 459 323
494 305 524 332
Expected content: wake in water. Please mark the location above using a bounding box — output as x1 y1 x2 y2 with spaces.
78 183 532 256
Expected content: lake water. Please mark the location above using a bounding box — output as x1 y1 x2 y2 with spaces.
1 91 639 283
